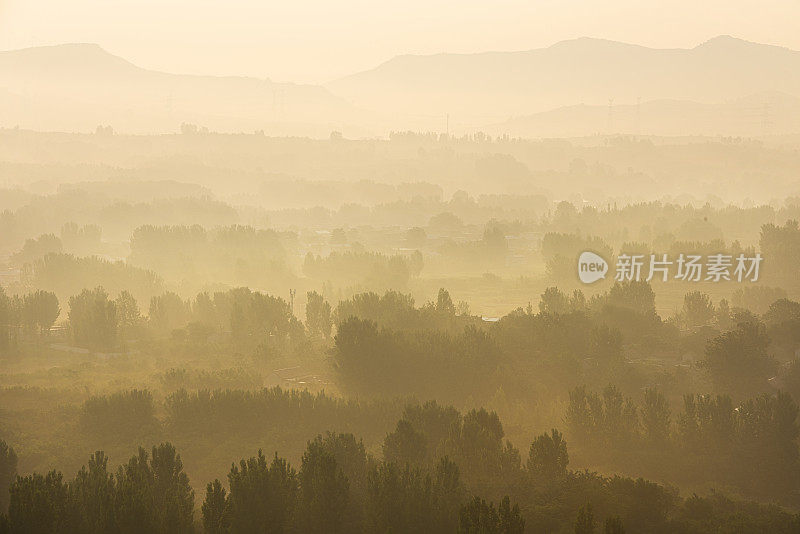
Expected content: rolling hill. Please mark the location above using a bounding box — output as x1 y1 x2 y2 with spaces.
327 36 800 129
0 44 362 136
3 38 800 137
482 92 800 138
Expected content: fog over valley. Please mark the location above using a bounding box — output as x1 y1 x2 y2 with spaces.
2 8 800 533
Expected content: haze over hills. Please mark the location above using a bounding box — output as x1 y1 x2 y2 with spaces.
329 36 800 131
0 43 362 136
482 92 800 138
1 37 800 137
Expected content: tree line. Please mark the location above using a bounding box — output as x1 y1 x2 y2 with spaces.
3 403 800 533
0 287 59 354
566 385 800 505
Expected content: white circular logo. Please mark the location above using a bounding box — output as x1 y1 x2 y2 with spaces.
578 251 608 284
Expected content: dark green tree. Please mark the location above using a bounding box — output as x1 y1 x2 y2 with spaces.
0 287 21 355
459 497 498 533
68 286 117 350
459 495 523 533
431 457 465 533
225 451 297 534
383 419 427 468
296 438 350 533
527 429 568 482
8 471 68 534
201 480 228 534
703 321 775 396
152 443 194 533
681 291 715 329
366 462 432 533
498 496 525 534
149 292 190 335
21 290 59 336
539 287 570 315
114 443 194 534
305 291 332 339
641 388 670 445
115 290 141 340
436 288 456 315
68 451 116 534
447 408 521 488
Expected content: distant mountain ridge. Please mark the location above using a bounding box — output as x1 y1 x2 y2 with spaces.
2 37 800 137
327 36 800 129
0 43 361 135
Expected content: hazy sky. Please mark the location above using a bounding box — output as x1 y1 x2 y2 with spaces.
1 0 799 84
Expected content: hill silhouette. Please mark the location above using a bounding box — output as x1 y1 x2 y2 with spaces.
328 36 800 129
0 44 360 135
2 38 800 137
480 92 800 137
